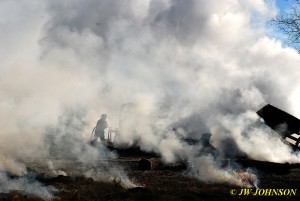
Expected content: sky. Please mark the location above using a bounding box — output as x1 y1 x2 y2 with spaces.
270 0 290 43
276 0 288 11
276 0 290 12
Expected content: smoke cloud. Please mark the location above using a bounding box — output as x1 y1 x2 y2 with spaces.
1 0 300 195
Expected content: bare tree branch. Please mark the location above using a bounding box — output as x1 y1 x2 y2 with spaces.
272 0 300 52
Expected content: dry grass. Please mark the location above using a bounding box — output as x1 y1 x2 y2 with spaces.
1 160 300 201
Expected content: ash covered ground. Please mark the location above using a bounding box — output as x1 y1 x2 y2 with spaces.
1 154 300 201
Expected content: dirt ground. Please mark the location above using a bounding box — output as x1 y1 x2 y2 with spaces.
1 156 300 201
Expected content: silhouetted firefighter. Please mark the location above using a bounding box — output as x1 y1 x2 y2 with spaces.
91 114 108 145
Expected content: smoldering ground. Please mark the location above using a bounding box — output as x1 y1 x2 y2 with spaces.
1 0 300 198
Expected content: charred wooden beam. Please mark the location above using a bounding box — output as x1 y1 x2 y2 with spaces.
257 104 300 137
257 104 300 150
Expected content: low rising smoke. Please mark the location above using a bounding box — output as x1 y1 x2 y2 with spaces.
0 157 56 199
43 108 137 188
189 155 259 188
1 0 300 196
211 110 300 163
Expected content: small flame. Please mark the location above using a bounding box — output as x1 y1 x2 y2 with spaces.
234 168 258 188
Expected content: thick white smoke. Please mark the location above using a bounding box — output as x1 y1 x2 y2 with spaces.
1 0 300 194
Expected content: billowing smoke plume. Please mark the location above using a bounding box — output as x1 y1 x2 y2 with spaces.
1 0 300 195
